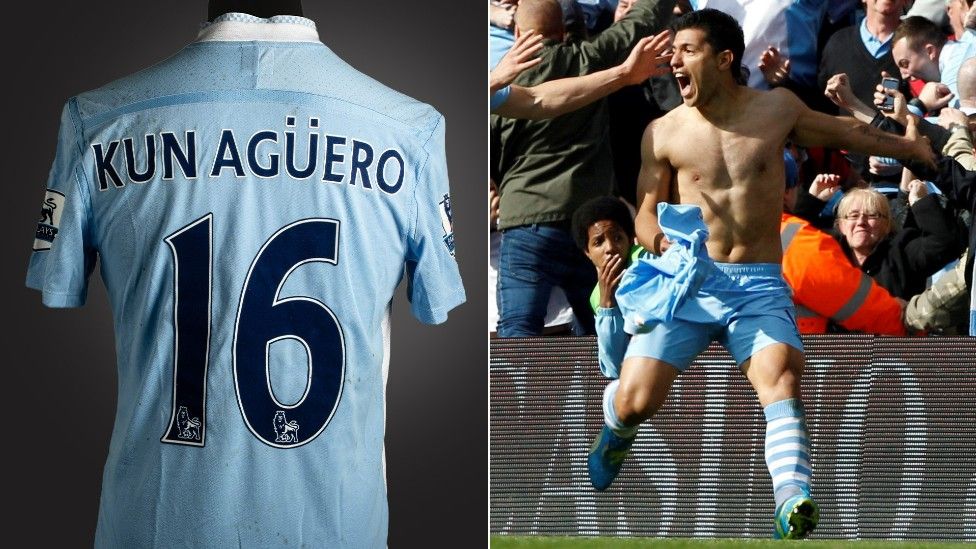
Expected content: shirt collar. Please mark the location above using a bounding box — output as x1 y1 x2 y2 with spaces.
859 17 892 59
196 12 319 43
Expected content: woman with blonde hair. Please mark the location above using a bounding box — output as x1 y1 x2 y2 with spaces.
835 184 962 299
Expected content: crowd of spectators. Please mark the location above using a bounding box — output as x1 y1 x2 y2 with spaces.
489 0 976 338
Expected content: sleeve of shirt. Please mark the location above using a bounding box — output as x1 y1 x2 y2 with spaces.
406 114 466 324
941 125 976 171
25 100 97 308
906 101 926 118
490 85 511 112
905 253 969 331
595 307 628 379
940 41 976 107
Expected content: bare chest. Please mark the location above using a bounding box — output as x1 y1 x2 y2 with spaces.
667 121 787 192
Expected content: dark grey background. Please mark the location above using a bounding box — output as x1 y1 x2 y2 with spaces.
1 2 485 546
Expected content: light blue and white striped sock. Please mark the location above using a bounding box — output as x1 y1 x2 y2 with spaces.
603 380 638 439
763 398 812 509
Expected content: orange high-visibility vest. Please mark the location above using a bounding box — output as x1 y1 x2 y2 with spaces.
780 213 906 335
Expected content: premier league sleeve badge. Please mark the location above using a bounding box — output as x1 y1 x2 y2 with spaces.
438 193 455 256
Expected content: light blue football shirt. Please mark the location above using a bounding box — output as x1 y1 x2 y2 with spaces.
26 13 465 548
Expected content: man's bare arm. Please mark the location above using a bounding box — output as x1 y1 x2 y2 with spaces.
635 120 672 254
494 32 672 120
789 91 936 167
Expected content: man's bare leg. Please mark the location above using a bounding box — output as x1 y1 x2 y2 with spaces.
614 356 680 426
589 356 679 491
742 343 819 539
742 342 802 407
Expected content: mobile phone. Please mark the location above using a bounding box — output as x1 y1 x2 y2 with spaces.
880 77 899 112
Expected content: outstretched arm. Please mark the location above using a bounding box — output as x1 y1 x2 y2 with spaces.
634 119 672 254
790 92 936 168
494 31 672 120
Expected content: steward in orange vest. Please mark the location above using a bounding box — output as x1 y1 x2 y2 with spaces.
780 213 906 335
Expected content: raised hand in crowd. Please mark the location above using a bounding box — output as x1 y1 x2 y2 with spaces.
758 46 790 86
824 73 875 123
937 107 973 132
809 173 842 202
613 0 634 22
617 30 675 85
490 29 543 93
906 179 930 206
489 0 517 31
868 156 902 176
873 73 909 126
917 81 955 113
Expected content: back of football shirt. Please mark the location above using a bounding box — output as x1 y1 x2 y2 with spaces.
26 15 464 548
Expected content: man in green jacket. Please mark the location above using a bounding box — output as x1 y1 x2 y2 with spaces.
491 0 675 337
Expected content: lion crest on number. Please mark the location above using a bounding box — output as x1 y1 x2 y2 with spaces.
39 197 58 225
177 406 201 441
273 411 300 443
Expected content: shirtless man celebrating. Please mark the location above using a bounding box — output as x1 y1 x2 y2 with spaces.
587 9 935 539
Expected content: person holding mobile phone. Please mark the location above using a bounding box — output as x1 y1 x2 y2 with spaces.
818 0 909 113
892 16 976 113
879 75 901 111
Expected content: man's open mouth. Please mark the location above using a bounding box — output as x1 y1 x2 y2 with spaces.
675 73 692 97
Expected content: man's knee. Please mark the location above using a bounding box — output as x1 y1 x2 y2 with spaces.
774 345 804 387
768 366 800 396
614 382 664 425
745 344 804 403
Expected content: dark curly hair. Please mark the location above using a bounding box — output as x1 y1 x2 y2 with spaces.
571 197 635 251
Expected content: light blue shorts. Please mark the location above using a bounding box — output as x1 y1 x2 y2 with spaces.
623 262 803 370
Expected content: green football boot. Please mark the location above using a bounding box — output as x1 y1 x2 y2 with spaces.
587 425 635 491
773 493 820 540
